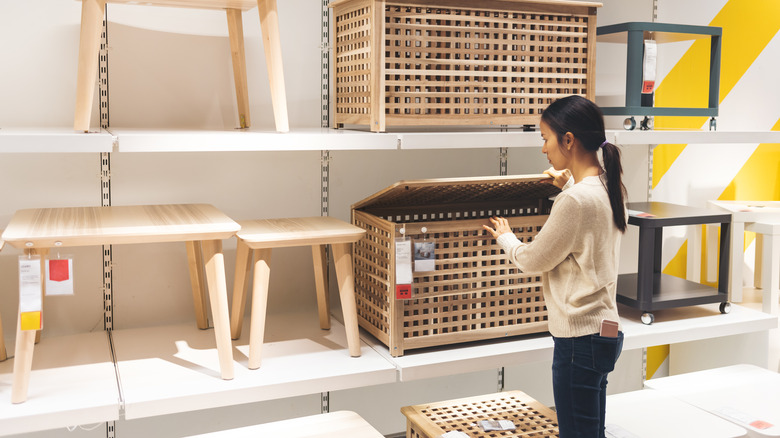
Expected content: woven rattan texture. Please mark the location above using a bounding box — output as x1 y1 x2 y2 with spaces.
406 391 559 438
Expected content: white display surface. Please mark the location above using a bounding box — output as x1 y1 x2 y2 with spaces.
0 128 113 153
606 389 747 438
0 331 119 437
183 410 384 438
645 364 780 437
112 311 396 420
364 304 776 382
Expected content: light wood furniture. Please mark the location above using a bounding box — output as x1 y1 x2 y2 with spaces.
1 204 240 403
231 216 365 369
184 410 384 437
75 0 289 132
330 0 601 132
401 390 559 438
707 201 780 309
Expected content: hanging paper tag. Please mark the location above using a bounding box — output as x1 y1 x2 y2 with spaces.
46 256 75 296
395 238 413 299
19 255 43 331
414 240 436 272
642 39 657 94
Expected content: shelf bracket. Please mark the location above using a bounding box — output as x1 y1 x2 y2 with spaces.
321 391 330 414
497 367 505 392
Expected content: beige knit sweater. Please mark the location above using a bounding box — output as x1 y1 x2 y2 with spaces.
496 174 622 338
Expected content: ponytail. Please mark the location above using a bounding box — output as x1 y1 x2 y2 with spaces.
540 95 628 233
601 142 627 233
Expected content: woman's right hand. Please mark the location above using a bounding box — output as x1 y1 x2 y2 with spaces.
544 167 572 189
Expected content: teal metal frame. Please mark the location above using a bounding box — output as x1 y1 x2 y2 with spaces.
597 22 722 117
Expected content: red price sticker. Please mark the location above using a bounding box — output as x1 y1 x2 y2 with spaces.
642 80 655 93
396 284 411 299
750 420 773 430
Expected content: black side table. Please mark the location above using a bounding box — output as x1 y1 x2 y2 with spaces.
617 202 731 324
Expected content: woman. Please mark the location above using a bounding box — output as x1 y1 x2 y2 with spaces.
483 95 627 438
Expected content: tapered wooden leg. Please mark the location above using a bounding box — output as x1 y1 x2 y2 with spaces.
186 241 209 330
231 239 253 339
248 248 272 370
312 245 330 330
12 317 36 403
226 8 251 129
0 310 6 362
332 243 361 357
257 0 289 132
74 0 106 132
755 233 764 290
200 240 234 380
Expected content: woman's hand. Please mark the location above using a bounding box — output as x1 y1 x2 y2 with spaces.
483 216 512 239
543 166 572 189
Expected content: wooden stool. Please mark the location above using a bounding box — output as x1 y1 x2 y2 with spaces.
402 390 559 438
183 410 385 437
1 204 240 403
230 217 365 369
746 221 780 314
75 0 289 132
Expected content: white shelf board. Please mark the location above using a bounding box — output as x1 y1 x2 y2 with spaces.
112 128 399 152
399 130 543 149
611 129 780 145
0 128 114 153
0 331 119 436
113 310 396 420
363 303 776 382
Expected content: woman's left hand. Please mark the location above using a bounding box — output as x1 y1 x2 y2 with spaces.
483 216 512 238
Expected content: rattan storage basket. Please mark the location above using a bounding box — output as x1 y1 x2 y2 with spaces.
330 0 601 132
351 175 560 356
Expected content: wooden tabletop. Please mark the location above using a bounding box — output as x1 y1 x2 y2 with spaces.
1 204 240 249
104 0 258 11
236 216 365 248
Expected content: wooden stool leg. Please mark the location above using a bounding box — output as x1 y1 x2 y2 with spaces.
74 0 106 132
312 245 330 330
200 240 235 380
186 241 209 330
226 8 251 129
332 243 361 357
231 239 253 339
755 233 765 290
12 317 37 403
256 0 289 132
0 310 6 362
248 248 272 370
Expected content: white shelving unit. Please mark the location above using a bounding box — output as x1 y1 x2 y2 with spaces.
0 303 775 436
3 128 780 153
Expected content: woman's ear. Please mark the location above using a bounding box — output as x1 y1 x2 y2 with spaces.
564 132 575 150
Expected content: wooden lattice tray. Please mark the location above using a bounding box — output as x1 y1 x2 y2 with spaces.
401 390 559 437
330 0 602 132
351 175 561 356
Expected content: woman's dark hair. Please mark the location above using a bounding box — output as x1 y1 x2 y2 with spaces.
541 95 627 233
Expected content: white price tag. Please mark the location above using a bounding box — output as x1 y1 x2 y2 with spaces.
46 256 75 296
395 238 413 299
19 255 43 331
438 431 470 438
642 39 657 94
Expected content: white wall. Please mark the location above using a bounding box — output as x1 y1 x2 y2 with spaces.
0 0 680 436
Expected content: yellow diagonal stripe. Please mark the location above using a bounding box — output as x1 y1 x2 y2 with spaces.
652 0 780 188
647 344 670 379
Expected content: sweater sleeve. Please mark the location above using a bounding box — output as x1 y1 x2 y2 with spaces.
496 193 582 273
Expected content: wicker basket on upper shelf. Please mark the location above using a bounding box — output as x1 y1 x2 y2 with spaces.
329 0 602 132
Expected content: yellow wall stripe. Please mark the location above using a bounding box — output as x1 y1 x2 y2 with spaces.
647 344 670 379
652 0 780 187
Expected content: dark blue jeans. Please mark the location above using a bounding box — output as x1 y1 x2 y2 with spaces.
552 332 624 438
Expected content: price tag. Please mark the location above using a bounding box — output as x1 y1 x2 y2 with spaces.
395 238 413 299
19 255 43 331
642 39 657 94
46 256 74 296
414 240 436 272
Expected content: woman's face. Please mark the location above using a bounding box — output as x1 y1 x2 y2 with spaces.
541 120 568 170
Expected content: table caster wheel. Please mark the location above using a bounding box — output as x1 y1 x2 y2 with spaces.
623 117 636 130
641 312 654 325
719 302 731 314
709 117 717 131
640 116 653 130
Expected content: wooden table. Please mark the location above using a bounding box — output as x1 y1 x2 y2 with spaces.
230 216 365 369
183 410 385 437
75 0 288 132
1 204 240 403
707 201 780 309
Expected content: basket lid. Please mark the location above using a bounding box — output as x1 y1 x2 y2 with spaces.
352 174 561 211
